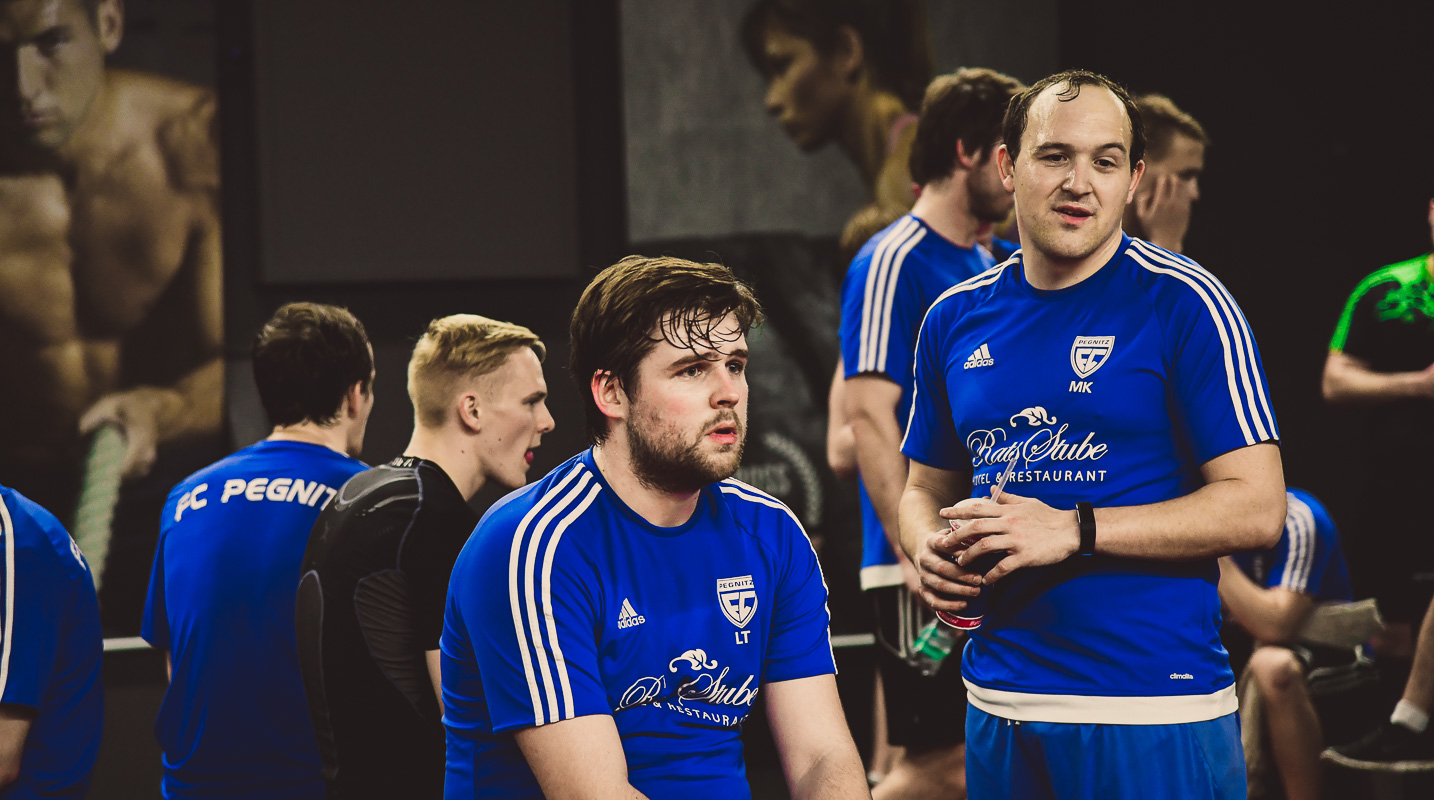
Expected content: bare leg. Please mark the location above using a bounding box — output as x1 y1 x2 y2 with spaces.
870 670 902 780
1401 599 1434 715
873 743 966 800
1250 646 1323 800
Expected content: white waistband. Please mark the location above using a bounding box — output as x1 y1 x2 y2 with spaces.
860 564 903 590
965 679 1238 725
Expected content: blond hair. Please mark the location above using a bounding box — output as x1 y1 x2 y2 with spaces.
407 314 546 429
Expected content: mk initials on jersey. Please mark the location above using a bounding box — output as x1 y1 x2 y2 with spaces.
1069 380 1093 393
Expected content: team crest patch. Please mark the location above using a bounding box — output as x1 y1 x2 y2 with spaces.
717 575 757 629
1070 336 1115 378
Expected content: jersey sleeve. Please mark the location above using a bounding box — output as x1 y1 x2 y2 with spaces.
464 511 611 734
1329 275 1391 362
0 510 66 709
1166 278 1280 464
762 510 836 684
900 300 968 470
1267 494 1337 596
840 250 920 384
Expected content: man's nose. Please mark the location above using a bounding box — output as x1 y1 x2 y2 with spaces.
15 48 46 105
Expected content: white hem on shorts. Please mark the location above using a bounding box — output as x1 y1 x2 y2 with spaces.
860 564 903 590
965 678 1238 725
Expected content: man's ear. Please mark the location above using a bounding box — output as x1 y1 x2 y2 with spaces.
590 371 628 425
1126 159 1146 204
458 392 482 434
956 140 985 170
997 144 1016 191
97 0 125 54
832 24 865 82
344 381 367 418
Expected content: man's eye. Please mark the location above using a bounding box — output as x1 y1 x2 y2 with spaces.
36 32 68 54
727 361 745 375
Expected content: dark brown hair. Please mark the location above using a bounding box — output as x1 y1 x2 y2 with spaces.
909 68 1025 186
252 302 373 428
740 0 933 111
570 256 763 443
1135 93 1210 161
1002 70 1145 170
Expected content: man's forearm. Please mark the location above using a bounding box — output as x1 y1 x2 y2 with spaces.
788 747 871 800
1217 558 1310 644
157 357 225 442
1323 353 1432 405
1091 474 1284 559
899 482 953 561
850 412 909 556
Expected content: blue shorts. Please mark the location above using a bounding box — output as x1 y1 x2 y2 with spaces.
965 706 1245 800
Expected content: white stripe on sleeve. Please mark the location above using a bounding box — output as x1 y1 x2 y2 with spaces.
859 218 920 372
874 226 928 370
1132 240 1277 441
507 463 586 725
0 497 14 699
1280 494 1316 593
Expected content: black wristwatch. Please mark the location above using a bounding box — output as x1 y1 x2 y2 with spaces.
1075 501 1096 556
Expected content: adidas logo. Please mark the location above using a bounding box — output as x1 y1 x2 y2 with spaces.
963 343 994 369
618 598 646 629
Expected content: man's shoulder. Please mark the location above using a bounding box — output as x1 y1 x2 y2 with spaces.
1348 255 1430 300
1123 238 1246 323
1284 488 1337 543
0 485 86 578
107 70 219 193
714 479 805 539
471 457 599 551
920 260 1011 327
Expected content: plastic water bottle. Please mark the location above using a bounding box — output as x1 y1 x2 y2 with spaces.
909 618 964 677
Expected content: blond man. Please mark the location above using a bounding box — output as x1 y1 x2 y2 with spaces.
296 314 554 800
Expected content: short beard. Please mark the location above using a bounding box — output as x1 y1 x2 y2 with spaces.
626 411 745 495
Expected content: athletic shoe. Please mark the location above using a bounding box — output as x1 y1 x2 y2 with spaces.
1322 722 1434 772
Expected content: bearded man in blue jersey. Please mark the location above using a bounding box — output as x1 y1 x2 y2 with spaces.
898 70 1287 798
142 303 375 799
441 255 868 799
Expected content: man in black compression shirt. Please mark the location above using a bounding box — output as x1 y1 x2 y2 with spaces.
296 314 554 798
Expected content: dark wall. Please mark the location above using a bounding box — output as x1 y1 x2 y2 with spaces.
1059 3 1434 592
218 0 626 475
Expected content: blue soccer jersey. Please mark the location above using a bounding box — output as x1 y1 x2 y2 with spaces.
840 213 997 588
441 449 835 799
142 440 366 799
902 235 1279 724
1231 489 1352 604
0 486 102 799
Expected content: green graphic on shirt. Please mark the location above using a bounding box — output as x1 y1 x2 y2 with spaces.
1375 278 1434 324
1330 255 1434 351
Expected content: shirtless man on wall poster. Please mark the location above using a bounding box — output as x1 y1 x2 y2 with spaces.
0 0 222 627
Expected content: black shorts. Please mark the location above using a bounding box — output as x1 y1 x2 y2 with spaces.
1285 643 1384 748
871 584 967 750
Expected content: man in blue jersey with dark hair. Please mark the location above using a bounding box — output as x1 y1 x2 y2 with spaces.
0 484 102 798
898 70 1287 798
441 255 868 799
142 302 375 799
841 67 1022 800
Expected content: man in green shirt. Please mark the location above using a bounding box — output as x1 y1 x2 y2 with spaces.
1320 198 1434 771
